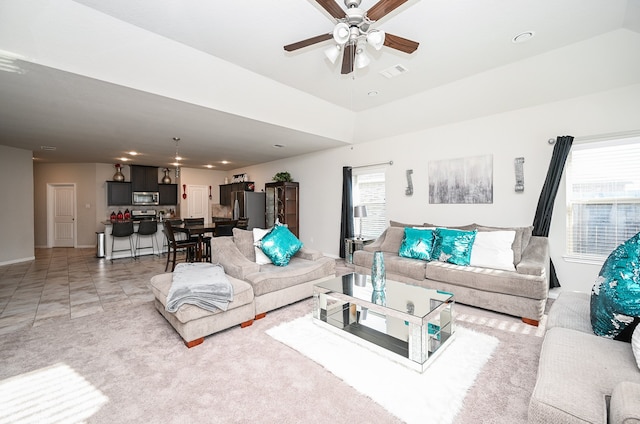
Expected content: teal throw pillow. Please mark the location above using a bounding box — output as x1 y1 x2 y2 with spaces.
432 227 477 266
591 231 640 339
399 228 434 261
259 224 303 266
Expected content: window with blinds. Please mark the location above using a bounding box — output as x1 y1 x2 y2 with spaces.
352 169 386 239
566 136 640 260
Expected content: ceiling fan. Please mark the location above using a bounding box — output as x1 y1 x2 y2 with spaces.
284 0 419 75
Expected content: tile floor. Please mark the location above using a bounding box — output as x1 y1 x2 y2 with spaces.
0 248 353 336
0 248 169 336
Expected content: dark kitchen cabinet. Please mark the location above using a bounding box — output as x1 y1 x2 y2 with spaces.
158 184 178 205
131 165 159 192
219 182 254 206
107 181 132 206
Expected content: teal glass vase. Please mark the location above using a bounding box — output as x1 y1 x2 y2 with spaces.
371 251 386 292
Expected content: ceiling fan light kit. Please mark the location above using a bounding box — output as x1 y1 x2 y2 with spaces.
285 0 419 75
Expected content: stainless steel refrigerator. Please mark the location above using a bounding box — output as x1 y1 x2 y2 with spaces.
231 191 266 230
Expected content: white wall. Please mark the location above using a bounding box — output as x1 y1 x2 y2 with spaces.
232 83 640 294
0 145 34 264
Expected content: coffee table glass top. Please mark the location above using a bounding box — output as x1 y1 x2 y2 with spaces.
313 273 455 372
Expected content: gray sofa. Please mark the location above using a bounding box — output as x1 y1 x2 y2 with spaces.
151 228 336 347
529 291 640 423
352 222 549 324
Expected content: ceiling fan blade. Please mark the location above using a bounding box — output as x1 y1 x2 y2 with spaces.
284 33 333 52
341 44 356 74
384 33 419 54
315 0 345 19
367 0 408 21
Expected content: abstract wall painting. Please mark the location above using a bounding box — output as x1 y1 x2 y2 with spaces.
428 155 493 204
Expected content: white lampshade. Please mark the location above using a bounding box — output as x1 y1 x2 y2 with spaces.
355 48 370 69
333 23 350 45
324 45 341 64
367 30 385 50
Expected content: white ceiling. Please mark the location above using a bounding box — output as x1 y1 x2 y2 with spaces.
0 0 639 170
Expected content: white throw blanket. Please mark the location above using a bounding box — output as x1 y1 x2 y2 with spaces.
166 263 233 313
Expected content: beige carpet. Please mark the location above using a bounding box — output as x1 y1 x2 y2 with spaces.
0 297 545 423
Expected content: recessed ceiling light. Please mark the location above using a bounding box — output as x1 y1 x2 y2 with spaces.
119 157 129 162
171 162 180 167
221 160 229 164
40 146 56 151
512 31 535 44
128 151 138 156
273 144 285 148
205 164 214 169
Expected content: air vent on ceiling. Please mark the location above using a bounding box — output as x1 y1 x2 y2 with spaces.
40 146 56 151
380 64 409 79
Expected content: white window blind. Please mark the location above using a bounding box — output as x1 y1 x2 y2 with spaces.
566 136 640 260
352 169 386 239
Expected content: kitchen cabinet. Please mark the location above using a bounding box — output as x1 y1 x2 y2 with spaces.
158 184 178 205
131 165 159 192
219 182 254 206
265 181 299 237
107 181 132 206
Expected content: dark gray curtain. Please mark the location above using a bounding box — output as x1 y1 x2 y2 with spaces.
532 135 573 288
339 166 354 258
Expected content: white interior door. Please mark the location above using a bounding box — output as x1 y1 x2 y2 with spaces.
50 184 76 247
186 185 208 222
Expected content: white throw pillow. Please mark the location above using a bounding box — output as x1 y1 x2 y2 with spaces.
469 230 516 272
632 325 640 370
253 228 272 265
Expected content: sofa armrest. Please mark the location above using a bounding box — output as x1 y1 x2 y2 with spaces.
610 381 640 424
210 237 260 280
295 246 323 261
363 229 387 252
516 236 548 277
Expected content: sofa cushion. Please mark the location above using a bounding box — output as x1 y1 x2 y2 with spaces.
246 256 335 296
432 228 477 266
398 227 434 261
546 291 593 334
233 228 256 262
253 228 273 265
529 327 640 424
390 220 425 228
469 230 516 271
591 231 640 338
379 226 406 253
474 225 532 265
150 272 254 324
258 224 303 266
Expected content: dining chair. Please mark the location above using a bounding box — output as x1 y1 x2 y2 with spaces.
163 220 198 272
214 219 238 237
183 217 212 262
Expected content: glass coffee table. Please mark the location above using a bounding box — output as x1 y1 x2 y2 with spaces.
313 273 455 373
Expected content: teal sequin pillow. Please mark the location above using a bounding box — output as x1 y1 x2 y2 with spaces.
259 224 303 266
432 227 477 266
591 231 640 338
399 228 434 261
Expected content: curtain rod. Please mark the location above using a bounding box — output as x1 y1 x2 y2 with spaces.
352 160 393 169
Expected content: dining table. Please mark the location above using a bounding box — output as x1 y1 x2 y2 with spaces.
173 223 216 262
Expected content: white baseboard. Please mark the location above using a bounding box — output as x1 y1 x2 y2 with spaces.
0 256 35 266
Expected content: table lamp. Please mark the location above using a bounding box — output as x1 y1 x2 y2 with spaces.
353 205 368 239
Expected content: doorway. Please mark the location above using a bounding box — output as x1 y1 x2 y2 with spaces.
47 183 77 248
186 185 209 223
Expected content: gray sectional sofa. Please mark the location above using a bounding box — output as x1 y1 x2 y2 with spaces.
352 221 549 324
151 227 336 347
529 291 640 423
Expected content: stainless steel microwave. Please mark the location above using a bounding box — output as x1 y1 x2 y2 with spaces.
132 191 159 206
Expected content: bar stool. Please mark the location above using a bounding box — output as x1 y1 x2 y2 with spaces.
135 220 159 257
111 221 135 261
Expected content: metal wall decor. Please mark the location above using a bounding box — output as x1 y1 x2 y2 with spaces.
514 157 525 192
405 169 414 196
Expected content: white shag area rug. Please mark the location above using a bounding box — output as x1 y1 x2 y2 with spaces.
267 315 499 424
